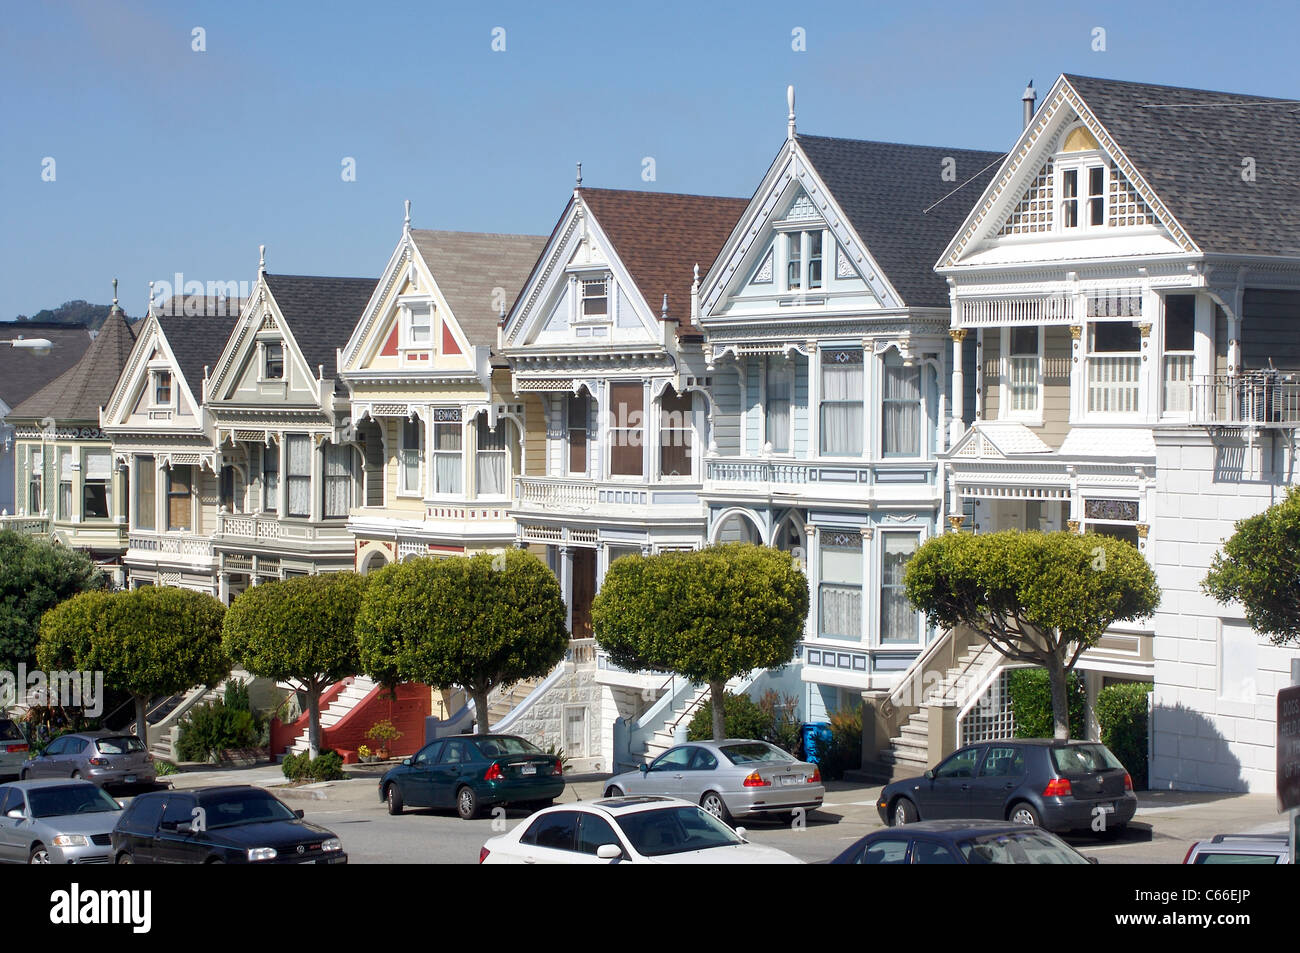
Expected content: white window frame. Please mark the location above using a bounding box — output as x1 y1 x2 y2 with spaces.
397 417 423 498
816 530 865 645
1160 293 1198 419
780 227 828 293
431 414 464 497
880 353 925 459
1084 319 1143 418
400 299 435 350
878 530 924 646
658 388 697 481
1055 151 1107 233
81 449 112 521
259 339 286 383
1001 326 1044 422
575 273 610 324
566 392 590 477
149 366 175 410
762 356 795 456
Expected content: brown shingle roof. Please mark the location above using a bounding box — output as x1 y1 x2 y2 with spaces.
577 189 750 333
0 323 95 411
9 309 137 424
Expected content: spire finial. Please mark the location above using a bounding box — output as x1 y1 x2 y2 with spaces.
404 199 411 231
661 293 669 319
148 280 154 316
692 263 700 286
259 244 266 275
111 277 119 309
787 85 796 139
576 161 583 189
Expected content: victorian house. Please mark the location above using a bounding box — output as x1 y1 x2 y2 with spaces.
6 291 136 582
697 94 1004 723
339 206 546 571
201 253 377 599
934 74 1300 793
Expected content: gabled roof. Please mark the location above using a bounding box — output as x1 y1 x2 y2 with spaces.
1061 74 1300 258
798 136 1005 308
408 230 548 349
10 309 136 424
577 188 749 331
0 323 95 410
155 314 242 396
262 274 378 378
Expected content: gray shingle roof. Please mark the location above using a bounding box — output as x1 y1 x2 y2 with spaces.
1063 74 1300 258
9 309 137 424
0 323 95 411
156 314 242 400
408 231 548 349
263 274 378 379
798 136 1006 308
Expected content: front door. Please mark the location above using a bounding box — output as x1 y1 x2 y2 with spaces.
570 548 596 638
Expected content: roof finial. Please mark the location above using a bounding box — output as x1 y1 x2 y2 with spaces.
661 293 669 320
147 280 155 317
787 85 796 139
576 161 583 189
259 244 266 275
692 263 700 288
111 277 119 311
404 199 411 231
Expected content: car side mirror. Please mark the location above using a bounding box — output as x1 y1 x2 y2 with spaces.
924 769 935 780
293 809 305 819
735 827 748 841
639 763 649 775
402 758 411 766
596 844 622 860
5 809 24 820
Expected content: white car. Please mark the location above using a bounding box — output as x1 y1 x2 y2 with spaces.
479 796 804 864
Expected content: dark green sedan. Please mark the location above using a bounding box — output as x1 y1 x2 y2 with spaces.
379 734 565 820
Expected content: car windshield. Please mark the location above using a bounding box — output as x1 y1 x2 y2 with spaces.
1192 852 1282 864
0 721 23 742
616 806 745 857
95 736 145 755
1051 744 1124 775
473 737 542 758
719 742 794 765
27 785 121 818
959 830 1090 864
200 791 298 830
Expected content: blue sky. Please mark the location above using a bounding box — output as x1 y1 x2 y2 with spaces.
2 0 1297 319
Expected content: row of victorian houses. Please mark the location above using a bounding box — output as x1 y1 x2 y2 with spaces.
4 73 1298 793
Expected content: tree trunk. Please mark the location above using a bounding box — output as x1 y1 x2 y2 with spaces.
1045 655 1071 740
473 688 491 735
710 680 726 741
134 695 148 750
306 685 322 760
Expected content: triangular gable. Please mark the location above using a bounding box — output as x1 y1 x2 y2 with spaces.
206 276 321 406
947 421 1052 459
102 316 203 428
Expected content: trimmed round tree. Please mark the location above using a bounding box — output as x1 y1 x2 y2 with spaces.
37 586 229 748
591 543 809 741
222 572 367 759
356 550 568 735
905 530 1160 740
1203 486 1300 645
0 529 107 670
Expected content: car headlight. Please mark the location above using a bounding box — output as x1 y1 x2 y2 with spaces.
52 834 89 848
320 837 342 852
247 847 278 862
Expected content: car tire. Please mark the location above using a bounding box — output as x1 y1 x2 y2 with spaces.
603 786 623 798
700 791 732 825
71 771 81 780
115 852 134 864
1008 802 1041 826
456 785 480 820
385 783 404 816
18 769 28 781
29 844 50 864
892 798 918 827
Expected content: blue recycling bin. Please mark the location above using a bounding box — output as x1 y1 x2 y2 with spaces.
802 722 832 765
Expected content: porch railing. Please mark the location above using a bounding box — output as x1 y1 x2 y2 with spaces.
1188 371 1300 425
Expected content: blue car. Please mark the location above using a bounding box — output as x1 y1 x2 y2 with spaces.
833 820 1095 864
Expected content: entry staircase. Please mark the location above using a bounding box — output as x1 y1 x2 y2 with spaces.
285 675 379 756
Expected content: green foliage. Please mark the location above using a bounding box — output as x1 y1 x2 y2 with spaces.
364 719 402 746
815 707 864 782
356 550 568 699
177 699 261 763
544 744 572 773
153 760 178 777
686 692 773 743
1203 487 1300 645
223 679 252 712
1096 681 1152 789
13 299 130 328
0 530 106 669
1007 668 1087 739
591 543 809 686
281 749 345 782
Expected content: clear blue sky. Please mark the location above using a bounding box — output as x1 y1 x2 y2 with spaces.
3 0 1297 319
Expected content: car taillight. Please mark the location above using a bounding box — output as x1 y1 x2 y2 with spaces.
1043 777 1072 797
484 763 504 781
1181 843 1196 865
3 744 27 754
553 759 563 776
88 757 110 766
1123 773 1133 791
742 771 770 787
479 847 490 864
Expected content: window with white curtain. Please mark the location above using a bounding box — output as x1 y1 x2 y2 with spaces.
82 450 111 519
881 533 920 644
286 434 312 517
765 359 791 453
475 417 511 497
819 348 864 456
27 448 43 515
58 449 73 519
434 418 463 495
818 532 863 642
322 443 354 518
882 355 922 457
1007 326 1041 414
399 418 422 495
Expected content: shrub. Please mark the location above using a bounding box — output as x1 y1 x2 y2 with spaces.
223 679 252 712
759 690 803 756
1007 668 1086 739
686 692 771 743
281 749 346 782
364 719 402 749
177 700 261 763
154 760 178 777
814 707 863 781
1096 681 1152 789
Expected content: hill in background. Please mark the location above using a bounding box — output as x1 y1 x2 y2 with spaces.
10 300 136 329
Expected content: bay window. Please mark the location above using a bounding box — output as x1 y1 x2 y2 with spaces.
399 418 422 495
880 534 920 644
82 450 111 519
285 434 311 518
764 359 791 454
433 415 463 495
608 382 644 477
475 417 511 497
167 466 192 532
322 443 353 518
659 388 693 478
882 355 922 457
136 456 155 530
819 533 863 642
820 348 864 456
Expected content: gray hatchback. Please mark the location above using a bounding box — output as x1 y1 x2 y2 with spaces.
21 732 156 788
0 779 123 864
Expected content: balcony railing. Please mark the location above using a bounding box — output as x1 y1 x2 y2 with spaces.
515 477 657 511
128 532 214 560
214 512 352 544
705 460 819 484
1189 372 1300 425
0 515 50 535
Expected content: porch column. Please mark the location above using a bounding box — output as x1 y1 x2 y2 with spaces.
805 524 818 641
559 544 573 633
949 329 966 443
974 329 984 420
218 572 230 605
806 341 819 458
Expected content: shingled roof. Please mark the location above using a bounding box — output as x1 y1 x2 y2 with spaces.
409 231 548 349
798 136 1006 308
263 274 378 379
1063 74 1300 258
0 323 95 412
9 308 136 424
156 314 241 399
577 189 750 332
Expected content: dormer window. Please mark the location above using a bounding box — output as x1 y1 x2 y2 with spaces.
404 303 433 346
784 230 825 292
1062 166 1105 229
153 370 172 406
581 278 608 320
264 342 284 380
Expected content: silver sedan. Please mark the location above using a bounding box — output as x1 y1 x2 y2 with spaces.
604 739 824 824
0 779 123 864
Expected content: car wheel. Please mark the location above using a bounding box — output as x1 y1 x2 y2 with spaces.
456 785 480 820
205 856 225 864
1009 802 1041 826
603 786 623 798
18 769 28 781
892 798 918 826
385 783 404 816
700 791 732 824
29 844 50 864
70 771 81 780
115 852 134 864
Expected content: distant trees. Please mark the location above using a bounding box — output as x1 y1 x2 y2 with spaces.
0 530 106 671
592 544 808 741
1203 486 1300 645
12 299 127 328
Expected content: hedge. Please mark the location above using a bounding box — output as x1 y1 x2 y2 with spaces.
1096 681 1152 789
1007 668 1087 739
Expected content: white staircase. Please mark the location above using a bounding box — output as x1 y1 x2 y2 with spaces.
641 685 711 763
486 677 543 729
285 676 379 756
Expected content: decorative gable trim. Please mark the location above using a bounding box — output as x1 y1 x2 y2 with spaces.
339 238 414 372
102 317 203 430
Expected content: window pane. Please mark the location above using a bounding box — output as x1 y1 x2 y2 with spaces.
167 466 192 531
609 383 644 476
265 343 284 379
568 394 588 474
1164 295 1196 351
820 351 864 456
286 434 311 517
808 231 822 289
660 390 692 477
882 359 921 457
819 538 862 641
881 534 919 644
262 444 279 512
323 444 352 518
136 456 155 530
1090 322 1140 353
765 361 791 453
476 419 510 496
1010 327 1039 355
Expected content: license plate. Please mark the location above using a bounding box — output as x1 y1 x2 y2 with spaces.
125 775 137 783
779 775 798 786
1095 803 1115 814
520 765 537 776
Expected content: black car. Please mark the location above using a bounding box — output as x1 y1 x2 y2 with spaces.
111 785 347 864
877 739 1137 834
832 820 1095 864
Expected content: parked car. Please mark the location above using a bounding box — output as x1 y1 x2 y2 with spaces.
379 733 565 820
0 720 30 780
832 819 1095 864
1182 833 1290 864
21 731 156 789
480 795 803 864
111 785 346 864
877 739 1137 833
0 779 124 864
603 739 824 824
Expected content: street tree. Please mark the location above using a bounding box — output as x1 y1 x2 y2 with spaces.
591 543 808 741
904 530 1159 740
0 530 106 670
38 586 229 748
222 572 367 758
1203 486 1300 644
356 550 568 735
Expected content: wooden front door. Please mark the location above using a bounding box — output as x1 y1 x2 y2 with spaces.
570 548 596 638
